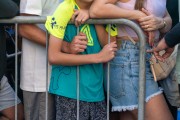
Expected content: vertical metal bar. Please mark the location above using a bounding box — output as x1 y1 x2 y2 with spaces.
15 23 18 120
45 30 49 120
137 30 146 120
0 17 147 120
179 0 180 21
76 27 80 120
175 45 180 84
107 24 111 120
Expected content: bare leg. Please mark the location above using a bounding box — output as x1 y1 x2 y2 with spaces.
110 111 119 120
1 103 24 120
145 94 173 120
116 94 173 120
119 110 137 120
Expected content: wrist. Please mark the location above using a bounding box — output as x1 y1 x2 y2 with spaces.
65 42 71 54
94 54 102 64
132 10 141 20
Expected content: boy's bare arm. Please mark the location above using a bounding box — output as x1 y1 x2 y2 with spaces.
89 0 146 20
48 35 117 66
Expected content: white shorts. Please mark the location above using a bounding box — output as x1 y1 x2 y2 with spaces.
0 76 21 111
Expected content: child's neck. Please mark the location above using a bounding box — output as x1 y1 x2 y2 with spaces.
75 0 92 10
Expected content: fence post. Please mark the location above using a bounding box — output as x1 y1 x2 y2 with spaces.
0 17 146 120
15 23 18 120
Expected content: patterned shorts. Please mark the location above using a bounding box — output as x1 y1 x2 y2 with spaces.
55 95 107 120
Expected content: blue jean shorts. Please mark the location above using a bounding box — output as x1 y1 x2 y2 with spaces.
104 40 162 112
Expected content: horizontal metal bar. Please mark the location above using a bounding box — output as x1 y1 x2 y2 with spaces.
0 16 46 24
0 16 146 120
0 16 140 25
7 52 21 58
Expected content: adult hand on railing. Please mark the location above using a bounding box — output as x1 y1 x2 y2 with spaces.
137 8 157 46
138 8 165 31
68 32 88 54
97 41 117 63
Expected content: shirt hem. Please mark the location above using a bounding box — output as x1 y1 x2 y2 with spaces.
49 91 104 102
20 86 47 92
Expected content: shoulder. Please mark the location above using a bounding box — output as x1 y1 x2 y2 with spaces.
53 1 74 22
45 1 75 39
55 0 74 13
20 0 59 15
20 0 42 15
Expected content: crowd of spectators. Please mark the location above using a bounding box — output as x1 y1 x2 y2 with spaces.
0 0 180 120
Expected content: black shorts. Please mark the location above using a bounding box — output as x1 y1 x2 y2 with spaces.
55 95 107 120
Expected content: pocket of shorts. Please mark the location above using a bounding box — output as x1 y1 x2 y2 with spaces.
129 62 139 95
108 63 128 99
130 62 139 78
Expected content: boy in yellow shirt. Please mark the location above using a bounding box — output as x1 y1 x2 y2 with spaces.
45 0 117 119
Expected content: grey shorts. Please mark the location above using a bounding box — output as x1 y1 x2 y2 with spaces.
23 91 56 120
55 95 107 120
0 76 21 111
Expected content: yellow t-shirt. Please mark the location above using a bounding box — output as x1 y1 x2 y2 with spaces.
45 0 75 39
45 0 117 39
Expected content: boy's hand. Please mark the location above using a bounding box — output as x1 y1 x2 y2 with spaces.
71 9 89 26
69 32 88 54
98 41 117 63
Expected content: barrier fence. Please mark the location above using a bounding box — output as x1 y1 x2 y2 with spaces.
0 16 146 120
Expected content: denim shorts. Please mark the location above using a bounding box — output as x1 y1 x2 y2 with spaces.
104 40 162 112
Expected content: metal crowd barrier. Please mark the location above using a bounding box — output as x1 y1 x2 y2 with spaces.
0 16 146 120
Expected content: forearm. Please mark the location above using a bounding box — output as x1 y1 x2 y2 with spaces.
165 22 180 47
61 41 71 53
18 23 71 51
18 24 47 46
49 35 102 65
0 0 18 18
18 13 47 46
90 0 145 20
159 10 172 33
49 52 101 66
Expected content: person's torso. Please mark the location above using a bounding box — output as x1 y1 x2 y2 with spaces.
49 23 104 102
116 0 166 39
20 0 61 92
